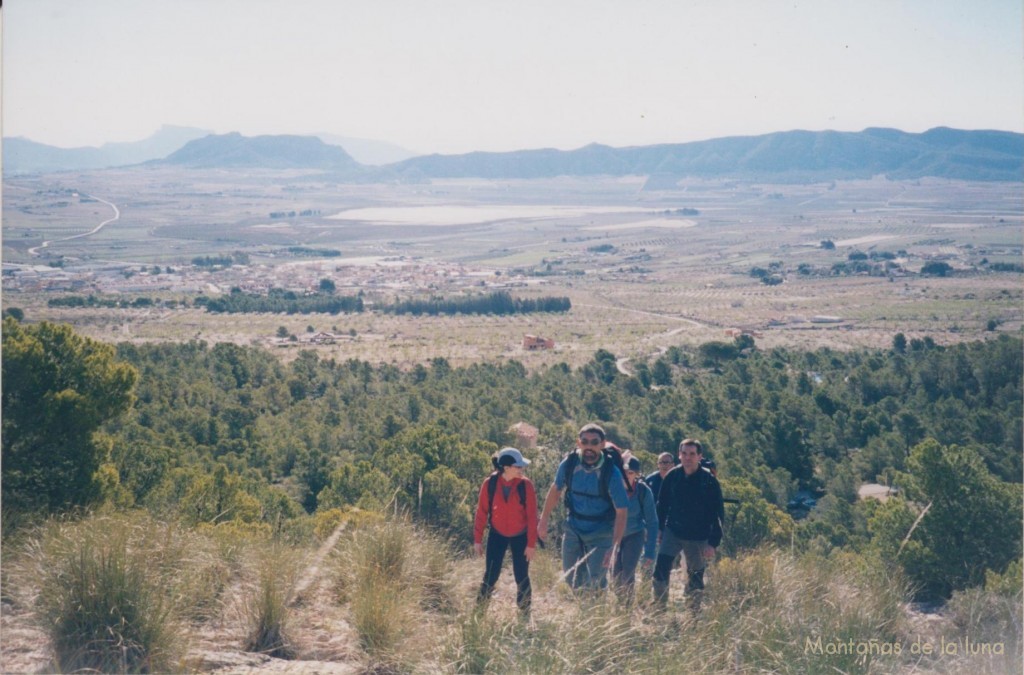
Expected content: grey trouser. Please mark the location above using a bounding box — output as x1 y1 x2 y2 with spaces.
653 528 707 605
612 529 646 597
561 522 614 590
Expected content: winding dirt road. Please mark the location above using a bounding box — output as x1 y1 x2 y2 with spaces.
28 193 120 256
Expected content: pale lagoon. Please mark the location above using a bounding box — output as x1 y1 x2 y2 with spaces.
327 205 665 226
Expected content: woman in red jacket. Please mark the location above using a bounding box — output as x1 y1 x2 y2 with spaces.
473 447 538 615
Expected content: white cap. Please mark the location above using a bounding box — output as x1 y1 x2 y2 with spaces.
497 447 531 468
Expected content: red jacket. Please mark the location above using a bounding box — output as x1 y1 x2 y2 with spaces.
473 474 539 548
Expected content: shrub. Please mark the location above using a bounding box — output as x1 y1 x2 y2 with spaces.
335 518 455 667
941 577 1022 675
442 596 637 674
243 544 297 658
443 611 505 674
29 515 180 673
703 550 908 672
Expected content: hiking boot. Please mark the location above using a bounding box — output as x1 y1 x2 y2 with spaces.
652 579 669 609
476 582 494 609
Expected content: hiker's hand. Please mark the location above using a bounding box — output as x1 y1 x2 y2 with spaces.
525 546 535 562
602 547 614 569
474 543 483 557
537 518 548 542
704 545 716 560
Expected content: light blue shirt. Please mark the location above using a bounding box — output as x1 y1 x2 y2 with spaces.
555 453 629 534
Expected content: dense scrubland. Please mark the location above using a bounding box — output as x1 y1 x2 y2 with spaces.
2 316 1021 673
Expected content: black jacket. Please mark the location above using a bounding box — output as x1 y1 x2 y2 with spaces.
656 466 724 547
645 471 665 501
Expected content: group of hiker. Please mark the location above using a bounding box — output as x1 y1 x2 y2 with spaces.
473 423 725 615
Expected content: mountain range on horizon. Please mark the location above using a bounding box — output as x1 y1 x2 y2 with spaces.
4 126 1022 183
2 126 418 174
386 127 1023 184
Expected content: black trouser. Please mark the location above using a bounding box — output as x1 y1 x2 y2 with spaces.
478 530 531 612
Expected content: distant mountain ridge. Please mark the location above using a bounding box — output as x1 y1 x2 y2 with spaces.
2 127 412 174
155 133 361 171
387 128 1023 183
4 127 1020 182
3 125 212 174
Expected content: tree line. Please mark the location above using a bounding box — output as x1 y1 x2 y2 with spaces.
48 289 570 318
381 291 571 316
198 288 365 315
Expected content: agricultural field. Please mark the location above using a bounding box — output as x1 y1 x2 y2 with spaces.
3 168 1021 367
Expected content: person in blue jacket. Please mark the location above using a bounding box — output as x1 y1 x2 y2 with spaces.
612 455 659 605
538 423 628 591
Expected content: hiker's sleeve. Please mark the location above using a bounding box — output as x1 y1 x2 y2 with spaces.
473 480 489 545
525 480 539 548
641 486 659 559
707 478 724 548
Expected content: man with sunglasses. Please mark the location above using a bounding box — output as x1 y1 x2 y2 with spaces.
645 452 676 501
538 423 628 591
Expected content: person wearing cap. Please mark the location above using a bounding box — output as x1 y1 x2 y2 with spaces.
612 453 659 605
473 447 538 615
538 423 628 591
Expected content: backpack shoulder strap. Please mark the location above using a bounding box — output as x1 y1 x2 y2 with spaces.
517 480 527 508
486 472 500 523
599 453 614 500
563 452 579 490
563 452 580 511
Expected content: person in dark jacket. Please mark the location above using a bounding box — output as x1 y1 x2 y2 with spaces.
474 447 538 615
645 452 676 501
653 439 724 609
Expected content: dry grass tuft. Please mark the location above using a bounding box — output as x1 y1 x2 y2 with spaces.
17 512 184 673
332 518 457 670
242 543 299 658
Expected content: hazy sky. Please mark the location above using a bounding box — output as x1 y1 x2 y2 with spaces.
3 0 1022 155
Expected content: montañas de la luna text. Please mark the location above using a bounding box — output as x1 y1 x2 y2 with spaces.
805 635 1005 657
